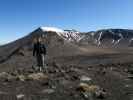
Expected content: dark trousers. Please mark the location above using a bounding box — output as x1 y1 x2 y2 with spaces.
36 54 45 67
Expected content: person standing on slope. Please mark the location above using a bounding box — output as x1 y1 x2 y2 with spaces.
33 37 47 71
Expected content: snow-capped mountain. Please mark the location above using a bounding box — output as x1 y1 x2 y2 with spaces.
40 27 84 42
39 27 133 47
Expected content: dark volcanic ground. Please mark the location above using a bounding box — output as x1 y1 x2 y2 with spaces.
0 53 133 100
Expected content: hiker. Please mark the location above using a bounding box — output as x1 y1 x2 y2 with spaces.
33 37 47 71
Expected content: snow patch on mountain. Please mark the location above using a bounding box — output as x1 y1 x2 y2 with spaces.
40 27 64 33
63 29 83 42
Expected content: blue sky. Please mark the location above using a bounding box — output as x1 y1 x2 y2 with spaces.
0 0 133 44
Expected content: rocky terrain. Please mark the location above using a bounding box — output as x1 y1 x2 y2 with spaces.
0 27 133 100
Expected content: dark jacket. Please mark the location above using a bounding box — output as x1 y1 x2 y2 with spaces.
33 42 46 56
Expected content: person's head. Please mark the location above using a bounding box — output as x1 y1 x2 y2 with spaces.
41 35 46 43
33 38 37 43
38 37 42 43
42 34 45 38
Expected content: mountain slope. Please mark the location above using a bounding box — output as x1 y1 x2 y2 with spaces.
0 27 85 69
80 29 133 47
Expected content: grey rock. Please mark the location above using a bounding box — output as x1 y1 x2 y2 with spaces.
16 94 25 99
42 89 55 94
80 76 92 82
